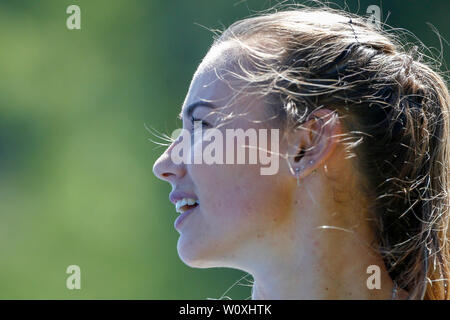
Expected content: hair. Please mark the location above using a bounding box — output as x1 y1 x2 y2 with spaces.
209 4 450 299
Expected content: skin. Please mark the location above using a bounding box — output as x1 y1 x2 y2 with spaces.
153 41 409 299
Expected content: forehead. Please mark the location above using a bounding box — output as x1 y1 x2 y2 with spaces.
181 41 261 119
196 40 242 75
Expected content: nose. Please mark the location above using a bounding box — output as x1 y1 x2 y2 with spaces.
153 142 186 184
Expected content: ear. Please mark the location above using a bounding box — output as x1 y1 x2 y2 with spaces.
287 108 342 177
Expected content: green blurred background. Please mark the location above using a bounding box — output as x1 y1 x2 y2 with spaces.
0 0 448 299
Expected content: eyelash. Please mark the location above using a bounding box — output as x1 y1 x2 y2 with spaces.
190 116 210 128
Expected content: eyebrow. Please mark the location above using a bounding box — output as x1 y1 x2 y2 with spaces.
178 101 216 120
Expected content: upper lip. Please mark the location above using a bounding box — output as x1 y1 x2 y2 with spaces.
169 191 199 205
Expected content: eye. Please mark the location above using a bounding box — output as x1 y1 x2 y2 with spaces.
190 116 210 129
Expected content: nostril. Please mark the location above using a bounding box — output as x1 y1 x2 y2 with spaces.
152 153 185 182
162 172 175 179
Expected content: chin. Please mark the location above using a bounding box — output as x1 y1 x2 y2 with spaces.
176 237 227 269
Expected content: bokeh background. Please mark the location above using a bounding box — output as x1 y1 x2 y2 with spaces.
0 0 448 299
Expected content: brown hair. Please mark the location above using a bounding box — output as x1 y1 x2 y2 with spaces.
211 5 450 299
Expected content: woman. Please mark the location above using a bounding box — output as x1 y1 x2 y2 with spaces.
153 6 450 299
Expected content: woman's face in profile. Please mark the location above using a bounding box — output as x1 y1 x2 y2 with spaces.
153 41 410 300
153 45 296 269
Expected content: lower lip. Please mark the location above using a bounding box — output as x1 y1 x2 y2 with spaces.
174 205 198 231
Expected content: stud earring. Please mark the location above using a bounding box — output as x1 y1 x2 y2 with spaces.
309 160 317 173
295 167 300 186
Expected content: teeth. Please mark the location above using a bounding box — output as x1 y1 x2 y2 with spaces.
175 198 199 213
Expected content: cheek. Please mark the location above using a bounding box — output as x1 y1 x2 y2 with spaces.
189 164 253 220
190 162 295 231
251 174 296 229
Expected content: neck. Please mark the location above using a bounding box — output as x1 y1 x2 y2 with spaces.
249 233 396 299
228 168 409 299
245 199 398 299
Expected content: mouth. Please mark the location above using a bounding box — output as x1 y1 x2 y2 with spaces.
174 197 199 231
175 198 200 214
